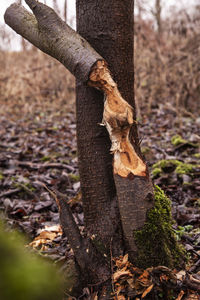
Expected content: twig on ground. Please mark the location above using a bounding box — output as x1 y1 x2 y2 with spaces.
0 188 21 198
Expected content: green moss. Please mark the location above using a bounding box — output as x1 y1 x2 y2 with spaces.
152 159 196 176
193 153 200 159
41 155 51 162
0 221 63 300
134 185 185 268
13 181 36 193
152 167 162 178
171 134 199 147
175 163 194 175
0 172 4 180
62 259 82 297
171 134 187 146
69 174 80 182
174 225 193 241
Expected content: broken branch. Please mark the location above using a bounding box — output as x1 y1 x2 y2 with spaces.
42 184 110 283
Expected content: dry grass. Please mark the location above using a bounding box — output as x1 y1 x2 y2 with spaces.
134 11 200 119
0 49 75 119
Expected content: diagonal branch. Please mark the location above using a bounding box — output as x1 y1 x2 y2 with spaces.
48 187 110 283
4 1 103 83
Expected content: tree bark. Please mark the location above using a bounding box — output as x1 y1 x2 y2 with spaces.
76 0 154 260
64 0 67 23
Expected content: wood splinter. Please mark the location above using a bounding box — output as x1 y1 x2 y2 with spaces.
89 60 146 178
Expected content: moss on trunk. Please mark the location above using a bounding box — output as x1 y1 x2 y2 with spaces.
134 185 185 269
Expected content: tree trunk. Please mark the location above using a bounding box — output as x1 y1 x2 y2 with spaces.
76 0 136 255
155 0 162 38
76 0 154 260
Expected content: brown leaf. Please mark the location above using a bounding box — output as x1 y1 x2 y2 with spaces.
121 254 129 267
138 270 151 287
113 267 132 282
116 295 126 300
176 290 185 300
185 293 199 300
29 225 62 249
141 284 154 298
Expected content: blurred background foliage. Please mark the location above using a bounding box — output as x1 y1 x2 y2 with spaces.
134 0 200 119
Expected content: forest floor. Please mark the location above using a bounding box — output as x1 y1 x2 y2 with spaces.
0 96 199 299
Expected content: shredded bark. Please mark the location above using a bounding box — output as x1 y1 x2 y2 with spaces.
89 60 146 178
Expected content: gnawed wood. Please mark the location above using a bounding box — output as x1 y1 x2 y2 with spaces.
89 61 153 259
89 60 146 178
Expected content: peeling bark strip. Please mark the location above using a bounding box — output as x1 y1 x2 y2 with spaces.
89 61 146 177
4 0 103 83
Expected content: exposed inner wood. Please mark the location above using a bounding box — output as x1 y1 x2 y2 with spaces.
89 60 146 177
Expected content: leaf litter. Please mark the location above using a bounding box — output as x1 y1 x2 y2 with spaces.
0 93 200 299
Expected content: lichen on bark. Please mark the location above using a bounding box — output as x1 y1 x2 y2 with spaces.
134 185 185 269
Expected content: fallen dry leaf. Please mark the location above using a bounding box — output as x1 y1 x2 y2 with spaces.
115 254 129 269
176 270 186 281
113 268 132 282
138 270 151 287
176 290 185 300
141 284 154 298
29 225 62 249
114 295 126 300
185 293 199 300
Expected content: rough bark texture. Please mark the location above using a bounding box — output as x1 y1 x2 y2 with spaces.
4 1 103 83
76 0 154 260
56 195 110 283
76 0 130 255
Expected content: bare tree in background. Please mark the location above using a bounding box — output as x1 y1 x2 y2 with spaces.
153 0 162 37
17 0 27 50
64 0 67 23
52 0 60 16
135 0 148 20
